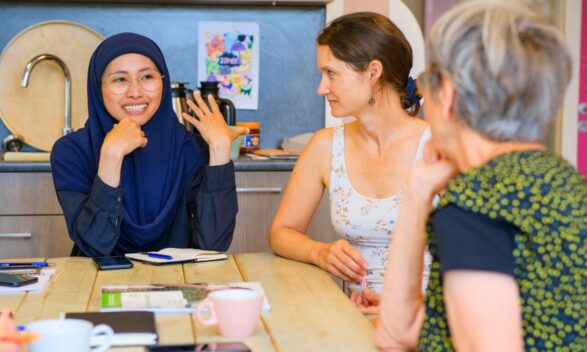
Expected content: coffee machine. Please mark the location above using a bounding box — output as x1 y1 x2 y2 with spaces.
171 81 236 131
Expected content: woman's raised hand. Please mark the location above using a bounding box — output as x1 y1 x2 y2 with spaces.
183 92 248 166
315 239 368 282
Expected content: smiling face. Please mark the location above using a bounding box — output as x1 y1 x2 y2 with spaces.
101 53 163 126
316 45 371 117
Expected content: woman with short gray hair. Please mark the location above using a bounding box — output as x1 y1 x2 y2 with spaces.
375 1 586 351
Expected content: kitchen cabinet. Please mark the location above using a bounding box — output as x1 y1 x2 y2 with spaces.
0 173 71 258
0 216 70 258
0 169 336 258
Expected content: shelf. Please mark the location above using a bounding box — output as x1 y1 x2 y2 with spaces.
7 0 332 6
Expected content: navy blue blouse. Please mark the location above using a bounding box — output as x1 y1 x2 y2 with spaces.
57 160 237 257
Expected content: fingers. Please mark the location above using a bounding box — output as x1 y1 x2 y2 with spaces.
322 240 367 281
191 91 212 115
185 99 205 123
326 261 358 282
342 242 368 270
423 140 440 163
182 112 201 128
206 93 220 113
363 290 381 306
335 256 363 281
233 126 250 137
106 118 147 152
351 291 381 315
358 305 380 315
186 92 226 131
350 292 363 305
190 90 222 118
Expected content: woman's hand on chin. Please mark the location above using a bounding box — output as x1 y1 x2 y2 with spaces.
183 91 248 166
407 140 458 207
98 119 147 187
102 118 148 160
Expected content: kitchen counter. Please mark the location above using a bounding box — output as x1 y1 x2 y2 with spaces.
0 157 297 172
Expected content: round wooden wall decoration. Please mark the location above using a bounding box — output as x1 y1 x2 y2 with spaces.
0 20 103 151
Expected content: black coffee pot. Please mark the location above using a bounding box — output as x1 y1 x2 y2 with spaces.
198 81 236 126
170 81 236 131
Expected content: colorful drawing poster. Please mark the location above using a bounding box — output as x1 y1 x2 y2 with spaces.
198 21 260 110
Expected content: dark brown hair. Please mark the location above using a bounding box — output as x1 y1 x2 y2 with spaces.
317 12 419 115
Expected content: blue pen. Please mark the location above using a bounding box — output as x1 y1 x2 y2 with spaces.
145 252 173 260
0 262 52 267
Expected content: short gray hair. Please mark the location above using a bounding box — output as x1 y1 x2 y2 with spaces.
425 0 572 142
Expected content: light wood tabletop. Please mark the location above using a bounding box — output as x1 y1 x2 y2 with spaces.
0 253 378 352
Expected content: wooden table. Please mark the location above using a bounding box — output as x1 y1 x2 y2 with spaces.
0 253 378 351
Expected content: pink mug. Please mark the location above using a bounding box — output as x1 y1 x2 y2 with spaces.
196 288 264 338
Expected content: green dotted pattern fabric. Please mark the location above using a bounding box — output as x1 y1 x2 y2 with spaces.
418 151 587 351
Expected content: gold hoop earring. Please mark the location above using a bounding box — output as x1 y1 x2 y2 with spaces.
369 97 376 106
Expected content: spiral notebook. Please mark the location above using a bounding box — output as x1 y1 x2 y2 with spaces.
125 248 227 265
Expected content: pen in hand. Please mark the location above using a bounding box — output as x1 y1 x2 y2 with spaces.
361 275 368 304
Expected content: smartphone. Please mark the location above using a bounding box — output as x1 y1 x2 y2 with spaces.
93 256 133 271
0 272 38 287
147 342 251 352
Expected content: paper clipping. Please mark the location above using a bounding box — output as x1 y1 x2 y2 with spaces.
198 21 260 110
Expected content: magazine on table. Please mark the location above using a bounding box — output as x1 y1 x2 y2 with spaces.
100 282 270 314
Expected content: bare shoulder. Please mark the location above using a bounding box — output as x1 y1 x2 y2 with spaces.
408 117 429 137
292 127 335 184
300 127 335 158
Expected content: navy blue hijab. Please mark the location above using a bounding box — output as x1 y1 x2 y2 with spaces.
51 33 205 251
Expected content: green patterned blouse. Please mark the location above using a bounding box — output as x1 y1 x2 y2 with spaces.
418 150 587 351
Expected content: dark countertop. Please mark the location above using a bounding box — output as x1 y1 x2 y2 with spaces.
0 158 297 172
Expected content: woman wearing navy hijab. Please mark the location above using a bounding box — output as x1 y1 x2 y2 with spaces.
51 33 245 257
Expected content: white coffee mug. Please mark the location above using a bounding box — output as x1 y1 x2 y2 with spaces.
27 318 114 352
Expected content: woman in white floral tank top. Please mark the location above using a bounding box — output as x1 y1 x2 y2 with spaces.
330 124 431 297
269 12 430 315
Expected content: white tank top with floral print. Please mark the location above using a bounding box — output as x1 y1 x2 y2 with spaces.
329 124 432 294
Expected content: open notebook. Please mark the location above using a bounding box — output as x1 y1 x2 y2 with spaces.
125 248 227 265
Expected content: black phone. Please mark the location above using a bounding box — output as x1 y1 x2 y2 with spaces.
93 256 133 271
0 272 38 287
147 342 251 352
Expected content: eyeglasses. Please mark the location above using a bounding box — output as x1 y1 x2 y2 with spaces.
103 71 164 95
